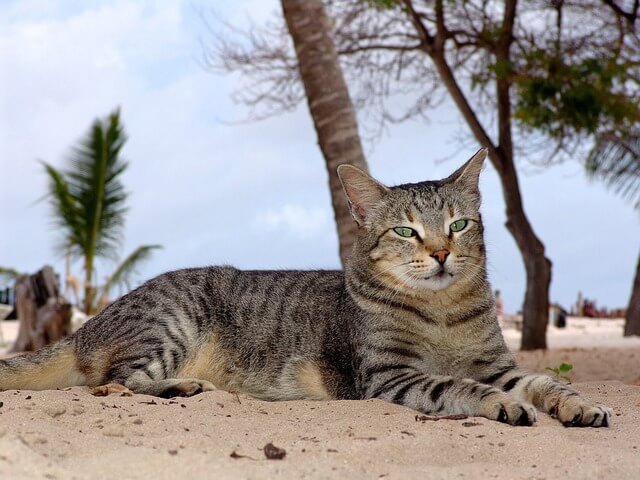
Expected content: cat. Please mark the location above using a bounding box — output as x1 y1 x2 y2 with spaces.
0 148 611 427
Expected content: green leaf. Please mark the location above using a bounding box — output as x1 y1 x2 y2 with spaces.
546 363 573 376
514 53 639 140
558 363 573 373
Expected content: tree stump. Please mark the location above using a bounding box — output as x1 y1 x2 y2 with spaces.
10 265 72 353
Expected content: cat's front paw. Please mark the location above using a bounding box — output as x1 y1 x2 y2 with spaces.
550 396 612 427
479 394 537 426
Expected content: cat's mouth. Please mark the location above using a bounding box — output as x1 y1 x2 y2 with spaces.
399 266 456 291
425 266 454 281
399 268 456 292
430 271 453 280
425 270 453 281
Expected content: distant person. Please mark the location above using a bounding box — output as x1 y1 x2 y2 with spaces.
576 291 584 317
555 306 567 328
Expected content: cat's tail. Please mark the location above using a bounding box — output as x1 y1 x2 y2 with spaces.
0 336 86 391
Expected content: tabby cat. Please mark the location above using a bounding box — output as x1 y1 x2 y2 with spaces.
0 149 611 427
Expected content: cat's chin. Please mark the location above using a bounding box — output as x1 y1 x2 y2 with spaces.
408 273 456 292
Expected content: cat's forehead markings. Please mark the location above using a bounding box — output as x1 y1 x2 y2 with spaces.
433 193 444 211
405 219 426 239
405 209 414 222
414 186 444 212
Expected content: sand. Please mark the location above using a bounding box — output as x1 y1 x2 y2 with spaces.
1 317 639 480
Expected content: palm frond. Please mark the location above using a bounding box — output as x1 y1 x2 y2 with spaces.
100 245 163 295
65 109 129 260
587 130 640 211
41 161 84 256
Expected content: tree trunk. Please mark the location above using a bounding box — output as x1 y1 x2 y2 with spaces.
423 51 551 349
624 250 640 336
404 0 551 349
501 161 552 349
493 8 552 350
281 0 369 265
10 266 72 353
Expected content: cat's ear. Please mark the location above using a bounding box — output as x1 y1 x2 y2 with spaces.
337 165 389 225
448 147 487 192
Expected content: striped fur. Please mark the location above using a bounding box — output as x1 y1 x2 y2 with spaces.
0 338 85 390
0 149 610 427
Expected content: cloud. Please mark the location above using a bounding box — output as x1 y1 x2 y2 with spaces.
253 204 331 239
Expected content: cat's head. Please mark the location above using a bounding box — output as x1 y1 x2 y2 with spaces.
338 149 487 293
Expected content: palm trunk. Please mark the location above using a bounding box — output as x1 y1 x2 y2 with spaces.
281 0 369 265
84 257 94 314
624 250 640 336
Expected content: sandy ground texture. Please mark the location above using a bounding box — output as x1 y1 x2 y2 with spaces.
0 317 639 480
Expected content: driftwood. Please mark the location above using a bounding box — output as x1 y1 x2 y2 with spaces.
10 265 72 353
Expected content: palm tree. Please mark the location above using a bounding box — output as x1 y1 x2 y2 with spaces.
42 109 160 314
587 129 640 335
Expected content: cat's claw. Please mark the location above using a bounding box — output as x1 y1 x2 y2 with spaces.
481 395 537 426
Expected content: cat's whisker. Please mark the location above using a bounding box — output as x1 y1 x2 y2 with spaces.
457 263 487 289
385 270 413 310
372 268 412 312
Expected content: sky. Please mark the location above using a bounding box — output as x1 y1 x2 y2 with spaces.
1 0 638 314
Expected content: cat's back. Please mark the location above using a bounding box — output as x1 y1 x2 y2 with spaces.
76 265 347 348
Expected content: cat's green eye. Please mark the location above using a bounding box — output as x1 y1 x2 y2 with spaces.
393 227 416 238
450 219 468 233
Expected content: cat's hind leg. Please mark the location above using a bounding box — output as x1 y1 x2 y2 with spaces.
98 360 216 398
121 370 216 398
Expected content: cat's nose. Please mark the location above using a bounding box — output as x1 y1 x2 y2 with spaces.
430 249 450 265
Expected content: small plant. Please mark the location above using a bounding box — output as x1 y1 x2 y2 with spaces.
546 362 573 383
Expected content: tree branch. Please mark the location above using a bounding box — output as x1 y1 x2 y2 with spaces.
401 0 434 53
338 43 422 55
402 0 500 172
602 0 639 26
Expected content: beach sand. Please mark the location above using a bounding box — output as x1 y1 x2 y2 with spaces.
1 317 639 479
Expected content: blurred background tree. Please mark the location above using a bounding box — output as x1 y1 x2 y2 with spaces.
41 110 161 314
207 0 639 349
587 128 640 336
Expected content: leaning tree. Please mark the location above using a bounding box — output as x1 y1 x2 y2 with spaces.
281 0 370 263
